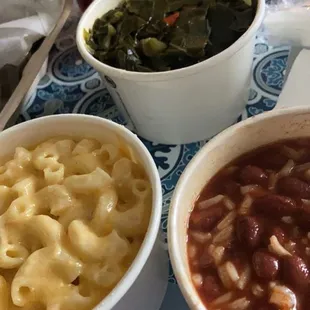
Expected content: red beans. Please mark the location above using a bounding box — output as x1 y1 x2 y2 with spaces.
223 180 241 200
187 139 310 310
189 206 225 232
252 250 279 280
239 165 268 187
278 177 310 199
236 216 263 249
253 194 298 217
282 255 310 290
203 275 223 302
300 203 310 223
260 150 288 169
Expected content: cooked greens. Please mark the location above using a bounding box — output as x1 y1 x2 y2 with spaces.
85 0 256 72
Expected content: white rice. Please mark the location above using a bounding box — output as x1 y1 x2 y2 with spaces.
236 265 251 290
282 216 294 224
217 211 237 230
269 235 292 257
198 195 224 210
284 241 296 253
278 159 295 178
251 284 265 297
302 199 310 206
213 225 234 244
269 281 278 289
294 162 310 173
211 292 234 306
282 146 304 161
211 246 225 266
188 245 197 259
223 197 236 210
227 297 250 310
268 172 278 190
238 195 253 215
218 264 234 289
208 244 216 255
191 231 212 243
293 161 310 180
240 185 260 195
192 273 203 287
226 261 240 283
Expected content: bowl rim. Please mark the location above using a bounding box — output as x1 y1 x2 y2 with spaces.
168 105 310 310
76 0 265 82
1 114 163 310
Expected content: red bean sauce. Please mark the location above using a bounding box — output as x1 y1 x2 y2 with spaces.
187 139 310 310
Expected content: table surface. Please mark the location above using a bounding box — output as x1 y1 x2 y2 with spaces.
19 8 289 310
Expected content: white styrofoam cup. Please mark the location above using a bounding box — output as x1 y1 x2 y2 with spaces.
76 0 265 144
0 114 168 310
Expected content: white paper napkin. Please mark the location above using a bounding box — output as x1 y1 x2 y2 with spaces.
0 0 63 69
276 48 310 109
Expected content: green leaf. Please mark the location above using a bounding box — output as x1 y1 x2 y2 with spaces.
230 8 254 32
107 10 124 24
126 0 153 20
83 29 90 41
140 38 168 57
136 19 168 40
120 13 146 37
87 0 255 72
136 64 154 72
166 0 204 12
94 50 108 62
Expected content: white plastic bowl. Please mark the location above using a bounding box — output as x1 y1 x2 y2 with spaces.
0 114 168 310
168 106 310 309
76 0 265 144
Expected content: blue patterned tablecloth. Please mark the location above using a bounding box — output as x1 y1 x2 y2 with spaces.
18 9 289 309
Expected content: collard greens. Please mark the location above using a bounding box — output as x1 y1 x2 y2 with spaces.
85 0 255 72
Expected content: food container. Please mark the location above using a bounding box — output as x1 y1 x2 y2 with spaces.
0 114 168 310
76 0 265 144
168 105 310 309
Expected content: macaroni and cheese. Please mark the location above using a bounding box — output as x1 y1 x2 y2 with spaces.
0 137 152 309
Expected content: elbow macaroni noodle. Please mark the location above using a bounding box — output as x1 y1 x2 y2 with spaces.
0 138 152 309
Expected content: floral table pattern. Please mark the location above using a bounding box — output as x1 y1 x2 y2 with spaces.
18 9 289 309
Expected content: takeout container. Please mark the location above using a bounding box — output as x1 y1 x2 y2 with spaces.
0 114 168 310
168 105 310 309
76 0 265 144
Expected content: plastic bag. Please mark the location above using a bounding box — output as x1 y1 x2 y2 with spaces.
0 0 63 68
263 0 310 47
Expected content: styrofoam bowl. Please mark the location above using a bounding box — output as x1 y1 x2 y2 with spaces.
76 0 265 144
0 114 168 310
168 106 310 309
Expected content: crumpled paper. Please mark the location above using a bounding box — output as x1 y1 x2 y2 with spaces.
276 49 310 108
263 0 310 109
0 0 63 69
264 0 310 48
